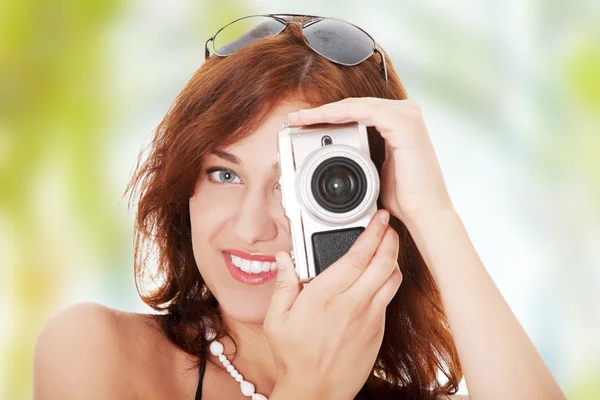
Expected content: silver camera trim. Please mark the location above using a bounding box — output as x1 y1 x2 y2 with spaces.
297 145 379 225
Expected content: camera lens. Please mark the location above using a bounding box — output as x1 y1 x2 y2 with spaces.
311 157 367 213
323 168 352 203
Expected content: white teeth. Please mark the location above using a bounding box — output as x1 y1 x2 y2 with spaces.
250 261 263 274
241 258 251 273
228 253 275 275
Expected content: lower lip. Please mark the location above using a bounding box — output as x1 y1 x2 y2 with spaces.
223 253 278 284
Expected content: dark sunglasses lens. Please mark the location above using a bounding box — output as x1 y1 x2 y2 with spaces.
303 19 375 65
214 16 287 56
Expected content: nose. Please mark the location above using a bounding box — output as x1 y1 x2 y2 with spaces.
233 186 279 246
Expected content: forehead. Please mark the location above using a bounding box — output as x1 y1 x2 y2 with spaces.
223 99 313 154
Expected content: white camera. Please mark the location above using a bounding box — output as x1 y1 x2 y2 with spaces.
277 121 380 284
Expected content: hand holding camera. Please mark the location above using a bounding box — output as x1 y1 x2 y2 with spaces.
265 209 402 400
287 97 455 225
266 97 449 398
279 96 453 285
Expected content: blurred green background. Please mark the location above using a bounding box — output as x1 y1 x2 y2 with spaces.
1 0 599 398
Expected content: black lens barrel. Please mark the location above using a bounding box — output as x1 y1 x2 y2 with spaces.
311 156 367 213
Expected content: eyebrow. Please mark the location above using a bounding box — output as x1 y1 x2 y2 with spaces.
211 149 279 171
212 150 241 165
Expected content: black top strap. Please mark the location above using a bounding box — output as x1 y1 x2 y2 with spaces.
194 356 377 399
195 355 207 400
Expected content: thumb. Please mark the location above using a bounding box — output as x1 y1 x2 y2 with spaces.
266 251 302 321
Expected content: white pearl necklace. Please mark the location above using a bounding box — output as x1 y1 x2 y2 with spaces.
206 328 269 400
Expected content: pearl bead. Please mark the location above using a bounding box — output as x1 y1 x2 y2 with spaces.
206 337 268 399
240 380 255 396
209 340 224 356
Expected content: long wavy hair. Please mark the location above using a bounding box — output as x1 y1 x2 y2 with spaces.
125 16 462 399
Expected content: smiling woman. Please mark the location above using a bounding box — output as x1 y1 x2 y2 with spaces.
32 13 565 400
188 101 301 320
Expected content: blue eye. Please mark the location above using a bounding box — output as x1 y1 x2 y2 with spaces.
207 168 242 184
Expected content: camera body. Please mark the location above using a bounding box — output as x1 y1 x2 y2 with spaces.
277 121 380 284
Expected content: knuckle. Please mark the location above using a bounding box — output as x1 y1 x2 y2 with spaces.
404 100 421 111
390 103 404 117
382 248 397 264
273 279 288 292
407 108 421 120
402 102 422 119
342 291 363 311
304 285 327 307
393 268 403 286
375 108 392 123
366 307 387 332
387 227 399 242
347 255 365 271
366 313 386 336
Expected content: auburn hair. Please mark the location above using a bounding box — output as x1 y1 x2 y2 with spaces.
126 16 462 399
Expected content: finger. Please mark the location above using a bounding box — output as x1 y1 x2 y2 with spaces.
291 97 394 115
380 142 396 208
287 100 424 152
264 251 302 326
369 262 402 313
287 102 399 136
311 97 420 115
343 226 400 303
312 209 390 295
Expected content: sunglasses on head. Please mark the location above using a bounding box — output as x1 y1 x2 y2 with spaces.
204 13 388 83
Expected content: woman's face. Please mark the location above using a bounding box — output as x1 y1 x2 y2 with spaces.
189 100 311 325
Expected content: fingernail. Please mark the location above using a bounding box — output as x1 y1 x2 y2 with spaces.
379 210 389 225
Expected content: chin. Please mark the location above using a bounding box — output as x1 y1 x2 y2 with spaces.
216 288 273 325
222 301 269 325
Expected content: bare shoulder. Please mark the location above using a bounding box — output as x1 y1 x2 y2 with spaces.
33 302 167 399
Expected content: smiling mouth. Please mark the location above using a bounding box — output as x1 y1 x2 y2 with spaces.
224 252 278 274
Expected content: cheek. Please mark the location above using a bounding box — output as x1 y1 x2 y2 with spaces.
189 185 239 246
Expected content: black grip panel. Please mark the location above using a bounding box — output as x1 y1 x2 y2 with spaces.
311 227 365 275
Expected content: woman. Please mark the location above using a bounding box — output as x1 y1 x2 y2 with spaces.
33 14 565 399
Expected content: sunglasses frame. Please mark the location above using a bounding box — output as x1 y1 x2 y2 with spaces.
204 13 388 82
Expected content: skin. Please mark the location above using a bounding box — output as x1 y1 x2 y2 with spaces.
187 100 307 394
284 98 567 399
32 98 565 399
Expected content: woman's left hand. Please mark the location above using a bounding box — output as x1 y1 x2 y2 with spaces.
287 97 454 223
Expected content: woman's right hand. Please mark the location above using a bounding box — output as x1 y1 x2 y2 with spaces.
264 209 403 400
